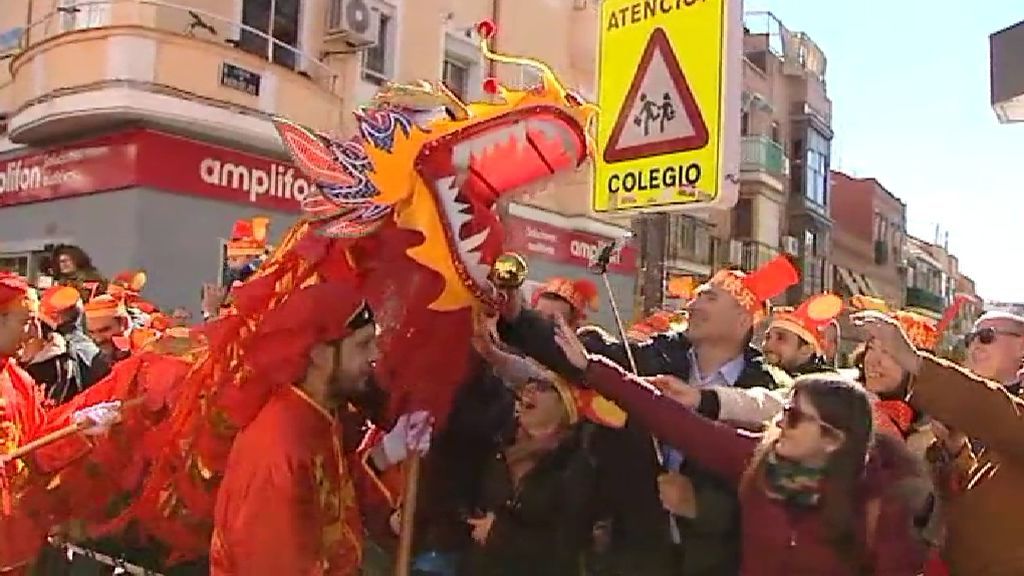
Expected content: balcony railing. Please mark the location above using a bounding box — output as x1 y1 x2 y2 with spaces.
734 239 781 272
16 0 338 92
905 286 945 313
740 136 790 176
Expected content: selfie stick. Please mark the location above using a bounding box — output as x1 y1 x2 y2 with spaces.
588 236 638 374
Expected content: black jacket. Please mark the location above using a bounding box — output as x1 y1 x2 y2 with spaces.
498 310 788 576
464 427 596 576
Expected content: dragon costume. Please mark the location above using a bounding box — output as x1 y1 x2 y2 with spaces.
0 21 598 567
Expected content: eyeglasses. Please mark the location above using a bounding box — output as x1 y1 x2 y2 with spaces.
782 404 839 436
965 327 1024 347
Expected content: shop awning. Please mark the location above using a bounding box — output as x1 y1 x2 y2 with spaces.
835 266 862 296
859 275 881 298
835 265 881 298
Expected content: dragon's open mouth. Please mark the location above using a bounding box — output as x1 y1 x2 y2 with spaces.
417 105 589 302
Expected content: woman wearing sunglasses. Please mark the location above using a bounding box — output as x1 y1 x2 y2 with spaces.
551 316 926 575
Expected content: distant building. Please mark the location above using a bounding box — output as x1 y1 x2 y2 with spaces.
985 301 1024 316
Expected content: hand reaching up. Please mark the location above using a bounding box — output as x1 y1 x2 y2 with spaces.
553 315 588 370
851 311 922 375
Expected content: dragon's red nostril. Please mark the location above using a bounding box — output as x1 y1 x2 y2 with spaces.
476 20 497 40
482 77 501 95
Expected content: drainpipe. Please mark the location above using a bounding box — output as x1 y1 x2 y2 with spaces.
25 0 33 46
488 0 500 77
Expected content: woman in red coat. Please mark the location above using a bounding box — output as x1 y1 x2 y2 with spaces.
552 317 926 576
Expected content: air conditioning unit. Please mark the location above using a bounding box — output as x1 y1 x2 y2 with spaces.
781 235 800 255
325 0 380 51
728 240 743 264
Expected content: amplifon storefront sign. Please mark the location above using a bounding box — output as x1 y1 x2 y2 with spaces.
0 129 312 212
504 215 638 274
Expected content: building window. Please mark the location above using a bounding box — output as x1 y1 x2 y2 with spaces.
443 57 470 100
59 0 110 32
770 121 781 145
804 128 830 207
362 11 396 85
741 111 750 136
442 31 482 101
240 0 303 69
0 254 29 277
804 229 817 257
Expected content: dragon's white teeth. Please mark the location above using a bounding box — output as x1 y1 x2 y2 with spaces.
527 118 576 152
459 228 489 254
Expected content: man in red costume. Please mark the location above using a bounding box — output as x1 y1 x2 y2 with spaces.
0 272 121 574
210 280 432 576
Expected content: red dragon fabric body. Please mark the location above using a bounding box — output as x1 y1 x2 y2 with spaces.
0 22 598 567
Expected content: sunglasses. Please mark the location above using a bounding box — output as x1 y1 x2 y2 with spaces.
782 404 839 436
965 327 1024 347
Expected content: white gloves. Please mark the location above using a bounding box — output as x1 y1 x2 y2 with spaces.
71 401 122 436
375 410 433 470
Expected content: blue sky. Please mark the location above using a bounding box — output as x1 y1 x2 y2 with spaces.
743 0 1024 301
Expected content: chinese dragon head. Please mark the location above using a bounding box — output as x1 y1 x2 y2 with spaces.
104 21 599 560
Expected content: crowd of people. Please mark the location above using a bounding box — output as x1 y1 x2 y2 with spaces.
0 221 1021 575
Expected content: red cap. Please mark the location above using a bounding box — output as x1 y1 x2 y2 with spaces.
532 277 599 319
39 286 82 327
707 255 800 316
770 294 843 354
0 272 34 313
226 217 271 258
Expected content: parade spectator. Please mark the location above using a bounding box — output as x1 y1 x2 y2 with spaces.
498 257 798 576
963 311 1024 387
462 368 604 576
553 317 926 575
50 244 107 301
855 310 1024 576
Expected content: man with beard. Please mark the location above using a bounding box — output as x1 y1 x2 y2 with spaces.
496 257 798 576
83 294 134 366
211 280 433 575
761 293 843 377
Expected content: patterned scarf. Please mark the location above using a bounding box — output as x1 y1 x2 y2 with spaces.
763 449 826 508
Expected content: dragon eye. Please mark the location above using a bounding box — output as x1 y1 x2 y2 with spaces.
565 91 584 107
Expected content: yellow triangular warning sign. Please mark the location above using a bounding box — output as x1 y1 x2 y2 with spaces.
604 28 709 164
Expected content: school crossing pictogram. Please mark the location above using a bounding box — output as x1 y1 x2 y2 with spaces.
604 28 709 164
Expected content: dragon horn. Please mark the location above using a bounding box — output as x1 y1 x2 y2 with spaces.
475 20 566 97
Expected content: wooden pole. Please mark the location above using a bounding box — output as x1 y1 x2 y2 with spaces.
393 452 422 576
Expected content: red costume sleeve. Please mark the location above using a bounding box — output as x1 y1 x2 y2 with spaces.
212 453 323 576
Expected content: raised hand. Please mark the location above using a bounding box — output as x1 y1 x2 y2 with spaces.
851 311 921 375
553 315 588 370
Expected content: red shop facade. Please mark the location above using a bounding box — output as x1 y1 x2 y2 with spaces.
503 204 638 329
0 128 308 315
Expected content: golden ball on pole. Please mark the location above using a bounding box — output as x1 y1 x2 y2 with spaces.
491 252 528 289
